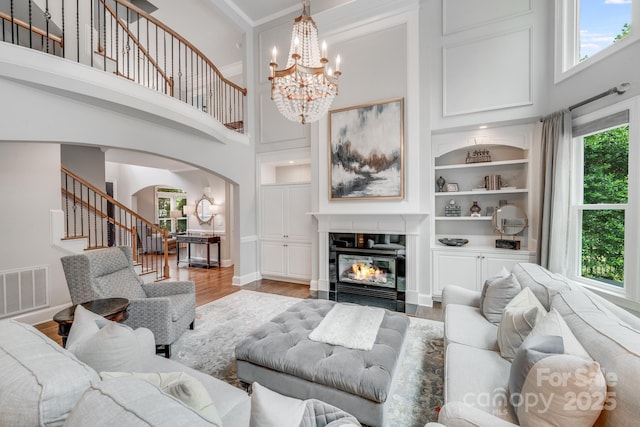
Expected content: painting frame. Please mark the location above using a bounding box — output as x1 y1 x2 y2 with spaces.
328 97 405 201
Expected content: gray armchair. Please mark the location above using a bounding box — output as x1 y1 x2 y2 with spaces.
60 246 195 357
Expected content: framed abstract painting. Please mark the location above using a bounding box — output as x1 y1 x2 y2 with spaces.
328 97 404 200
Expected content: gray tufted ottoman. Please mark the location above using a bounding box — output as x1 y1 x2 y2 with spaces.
235 299 410 427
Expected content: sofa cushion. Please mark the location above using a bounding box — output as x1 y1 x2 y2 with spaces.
100 371 223 426
528 308 591 360
445 304 499 350
497 287 547 361
552 288 640 427
64 376 217 426
94 268 147 300
480 274 522 324
444 342 517 423
511 263 572 310
66 305 142 372
0 320 100 426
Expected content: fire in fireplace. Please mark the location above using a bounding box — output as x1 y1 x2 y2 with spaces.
338 254 396 288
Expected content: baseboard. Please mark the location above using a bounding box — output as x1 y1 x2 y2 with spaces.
12 303 71 326
233 272 260 286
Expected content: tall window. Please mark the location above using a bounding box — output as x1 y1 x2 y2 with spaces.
156 187 187 233
557 0 636 79
570 102 638 297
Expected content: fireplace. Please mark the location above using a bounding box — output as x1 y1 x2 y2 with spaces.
329 233 406 312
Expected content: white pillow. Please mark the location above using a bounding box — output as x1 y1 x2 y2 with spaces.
100 372 222 426
517 354 606 426
250 382 306 427
66 305 141 372
497 287 547 360
529 308 591 360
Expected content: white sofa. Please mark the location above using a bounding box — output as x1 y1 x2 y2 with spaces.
0 315 361 426
431 263 640 427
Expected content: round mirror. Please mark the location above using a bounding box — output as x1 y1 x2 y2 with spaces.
493 204 528 236
195 195 214 225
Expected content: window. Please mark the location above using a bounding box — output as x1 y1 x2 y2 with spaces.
569 99 639 301
156 187 187 233
556 0 636 80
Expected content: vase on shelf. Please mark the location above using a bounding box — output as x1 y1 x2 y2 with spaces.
436 176 446 192
470 201 482 217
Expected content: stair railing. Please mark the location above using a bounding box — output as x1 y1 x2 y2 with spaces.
1 0 246 133
61 166 170 281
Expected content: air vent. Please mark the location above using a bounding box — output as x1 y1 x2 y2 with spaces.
0 266 48 318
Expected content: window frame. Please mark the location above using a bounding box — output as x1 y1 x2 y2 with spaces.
567 98 640 305
555 0 639 83
155 187 188 234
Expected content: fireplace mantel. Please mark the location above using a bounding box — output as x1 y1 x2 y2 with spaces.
310 212 429 235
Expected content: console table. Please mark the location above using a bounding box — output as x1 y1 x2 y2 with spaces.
176 233 221 268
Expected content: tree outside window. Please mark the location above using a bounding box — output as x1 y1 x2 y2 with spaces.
156 188 187 233
579 125 628 286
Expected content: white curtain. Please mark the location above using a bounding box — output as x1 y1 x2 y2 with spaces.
538 110 572 274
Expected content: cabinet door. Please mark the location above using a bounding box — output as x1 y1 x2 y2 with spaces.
260 241 286 276
261 187 286 240
482 253 532 282
433 251 480 296
287 185 312 241
286 242 311 281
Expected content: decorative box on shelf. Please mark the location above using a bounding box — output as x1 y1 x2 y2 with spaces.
444 199 461 217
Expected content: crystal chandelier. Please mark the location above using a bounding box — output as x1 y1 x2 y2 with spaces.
269 1 341 124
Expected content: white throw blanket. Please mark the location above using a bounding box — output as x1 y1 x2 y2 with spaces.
308 303 385 351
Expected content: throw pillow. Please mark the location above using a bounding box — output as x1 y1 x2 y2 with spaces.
66 305 141 372
100 372 222 426
497 287 547 360
479 266 510 311
528 308 591 360
481 273 522 324
250 382 306 427
517 352 606 426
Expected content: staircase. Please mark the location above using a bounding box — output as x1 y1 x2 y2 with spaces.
61 166 171 282
0 0 246 132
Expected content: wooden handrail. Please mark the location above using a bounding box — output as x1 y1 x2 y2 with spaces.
110 0 246 95
61 188 134 233
99 0 173 96
0 11 63 47
62 166 170 279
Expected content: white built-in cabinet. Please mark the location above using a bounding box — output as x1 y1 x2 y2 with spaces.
260 183 312 282
431 124 537 298
432 249 533 296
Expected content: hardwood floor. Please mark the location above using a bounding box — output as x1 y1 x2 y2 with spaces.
35 254 442 345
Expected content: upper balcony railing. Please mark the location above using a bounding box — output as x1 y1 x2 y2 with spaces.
1 0 246 133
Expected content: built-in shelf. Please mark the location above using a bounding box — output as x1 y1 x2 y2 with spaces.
435 216 493 221
435 189 528 196
435 158 529 170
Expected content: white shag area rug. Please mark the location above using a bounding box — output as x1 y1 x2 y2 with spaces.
171 290 444 426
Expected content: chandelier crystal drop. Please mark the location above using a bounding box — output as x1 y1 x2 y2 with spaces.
269 1 341 124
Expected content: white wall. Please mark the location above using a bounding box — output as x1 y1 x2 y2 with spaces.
0 143 72 323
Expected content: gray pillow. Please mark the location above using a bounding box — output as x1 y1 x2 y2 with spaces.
481 273 522 324
509 334 564 398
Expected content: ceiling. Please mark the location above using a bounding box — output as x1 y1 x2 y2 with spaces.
224 0 355 27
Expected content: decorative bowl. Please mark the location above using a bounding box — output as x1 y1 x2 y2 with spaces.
438 238 469 247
